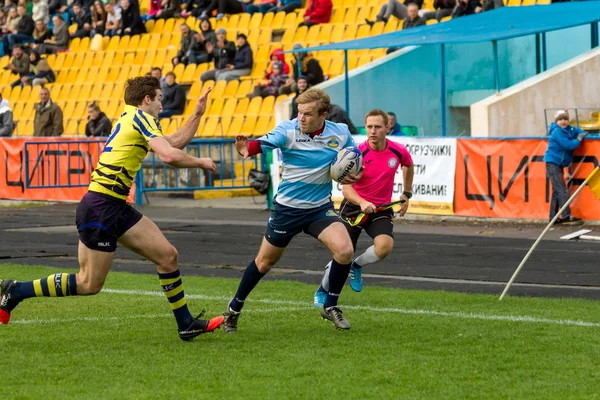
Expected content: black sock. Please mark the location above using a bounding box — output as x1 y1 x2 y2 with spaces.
324 259 351 308
229 260 265 312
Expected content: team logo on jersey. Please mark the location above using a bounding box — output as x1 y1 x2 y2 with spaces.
388 157 398 168
326 210 338 217
327 138 339 148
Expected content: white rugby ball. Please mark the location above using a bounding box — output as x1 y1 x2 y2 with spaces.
331 147 363 183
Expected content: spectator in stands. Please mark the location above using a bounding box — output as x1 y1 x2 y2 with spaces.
422 0 455 22
118 0 146 36
267 0 301 13
246 0 276 14
366 0 408 26
143 0 160 20
33 87 63 137
279 43 323 95
31 19 51 50
0 9 7 32
216 32 252 82
4 45 29 88
151 66 167 90
36 14 69 54
152 0 180 19
21 51 55 86
298 0 331 27
0 93 14 137
85 102 112 137
264 47 289 79
200 0 243 20
290 75 307 119
482 0 502 10
328 104 357 135
91 0 107 36
250 61 287 98
180 0 210 18
1 8 20 38
200 27 236 82
159 71 185 119
403 3 424 28
172 23 195 66
387 111 402 135
70 3 92 38
199 18 215 43
104 2 121 37
544 110 586 224
48 0 67 15
186 29 212 64
452 0 482 17
2 5 33 55
32 0 49 25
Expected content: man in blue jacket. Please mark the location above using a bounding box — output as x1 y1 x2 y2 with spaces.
543 110 586 224
216 33 253 83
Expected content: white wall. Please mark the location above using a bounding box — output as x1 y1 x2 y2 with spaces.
471 47 600 137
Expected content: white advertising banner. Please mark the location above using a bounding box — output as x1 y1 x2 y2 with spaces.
331 136 457 215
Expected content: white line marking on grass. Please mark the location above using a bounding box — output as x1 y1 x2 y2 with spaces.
101 288 600 328
11 307 308 325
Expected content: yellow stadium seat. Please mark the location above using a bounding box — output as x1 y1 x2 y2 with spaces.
329 7 345 24
344 7 358 24
356 24 370 39
282 12 297 29
18 85 31 102
106 35 120 51
128 35 140 49
102 35 110 49
0 70 10 85
97 66 109 82
56 84 70 101
129 65 141 79
78 37 90 52
105 101 120 119
12 102 24 120
226 14 240 30
172 63 185 80
343 24 358 40
253 116 271 136
147 33 161 50
206 98 224 117
199 79 214 97
62 52 76 69
316 24 333 42
89 34 104 51
330 24 345 42
69 37 81 52
280 27 296 46
90 83 103 99
22 101 35 120
234 97 249 115
257 28 272 45
226 116 243 137
270 11 284 29
151 49 166 66
222 80 239 98
275 94 287 103
71 52 86 70
292 25 308 43
441 15 452 22
245 60 267 79
158 33 172 49
65 119 78 136
99 83 114 100
65 68 78 83
202 116 220 137
137 34 150 50
180 64 196 84
383 18 398 33
132 49 146 65
537 0 551 4
0 55 10 69
426 19 438 25
29 85 41 102
163 18 175 34
169 33 181 48
63 102 76 118
522 0 535 4
304 25 320 45
238 13 251 30
235 80 253 98
211 79 227 99
75 68 88 83
240 116 257 136
193 116 206 137
357 55 372 67
183 100 197 116
259 96 275 116
221 98 237 117
116 66 131 83
51 52 65 70
507 0 521 5
145 19 156 33
356 5 372 22
328 58 344 77
370 21 384 36
295 11 305 25
250 12 262 29
188 81 201 98
77 120 87 136
117 35 130 51
19 120 34 136
79 83 92 100
255 44 271 63
246 97 262 117
73 101 87 119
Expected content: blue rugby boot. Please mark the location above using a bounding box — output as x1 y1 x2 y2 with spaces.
349 261 363 293
313 286 327 308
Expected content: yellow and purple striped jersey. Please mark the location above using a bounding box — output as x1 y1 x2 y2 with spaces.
89 105 163 200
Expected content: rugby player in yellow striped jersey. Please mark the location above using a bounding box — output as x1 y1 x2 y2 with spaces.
0 76 225 341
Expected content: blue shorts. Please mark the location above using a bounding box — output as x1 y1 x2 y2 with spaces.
265 200 341 248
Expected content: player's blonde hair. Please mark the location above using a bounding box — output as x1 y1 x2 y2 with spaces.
364 109 388 125
295 88 330 115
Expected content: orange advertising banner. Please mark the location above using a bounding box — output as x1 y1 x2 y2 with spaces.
454 138 600 220
0 138 135 203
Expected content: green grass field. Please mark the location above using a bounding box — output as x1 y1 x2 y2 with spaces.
2 263 600 399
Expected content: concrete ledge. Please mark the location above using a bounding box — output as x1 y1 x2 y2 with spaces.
193 188 261 200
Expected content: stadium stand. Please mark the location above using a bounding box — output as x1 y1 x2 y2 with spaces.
1 0 550 137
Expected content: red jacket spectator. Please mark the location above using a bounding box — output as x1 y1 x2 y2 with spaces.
303 0 332 24
265 48 290 79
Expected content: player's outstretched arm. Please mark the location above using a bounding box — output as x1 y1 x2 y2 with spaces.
150 136 216 171
166 87 212 150
342 183 375 214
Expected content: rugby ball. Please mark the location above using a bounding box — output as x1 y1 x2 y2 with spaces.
331 147 363 183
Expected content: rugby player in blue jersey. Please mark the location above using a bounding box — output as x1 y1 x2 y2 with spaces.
223 88 360 331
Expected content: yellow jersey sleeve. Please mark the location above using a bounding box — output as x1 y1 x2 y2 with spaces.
132 109 164 143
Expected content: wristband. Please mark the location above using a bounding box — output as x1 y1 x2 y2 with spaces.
402 191 412 199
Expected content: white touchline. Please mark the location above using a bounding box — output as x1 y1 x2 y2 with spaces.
98 288 600 328
11 306 308 325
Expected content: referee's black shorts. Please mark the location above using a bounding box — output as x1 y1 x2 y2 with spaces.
339 199 394 250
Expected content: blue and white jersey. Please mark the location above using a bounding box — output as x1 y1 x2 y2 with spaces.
259 118 355 209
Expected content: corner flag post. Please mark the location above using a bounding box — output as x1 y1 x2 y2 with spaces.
499 166 600 301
